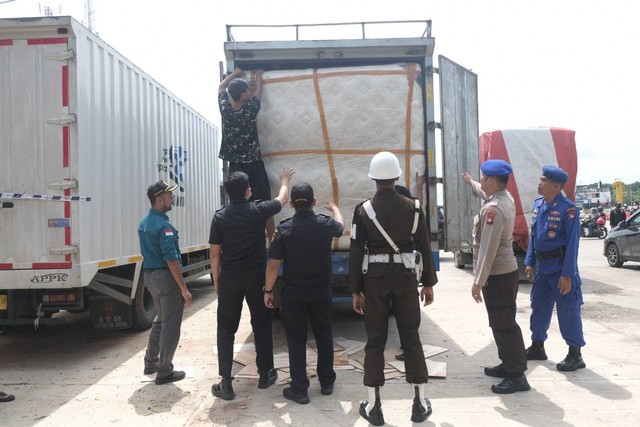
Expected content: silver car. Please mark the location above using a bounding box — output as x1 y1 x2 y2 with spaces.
603 209 640 267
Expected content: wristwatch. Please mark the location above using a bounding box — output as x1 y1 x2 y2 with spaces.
263 286 273 294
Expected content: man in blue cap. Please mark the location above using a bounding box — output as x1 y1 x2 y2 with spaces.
524 165 586 371
462 159 529 394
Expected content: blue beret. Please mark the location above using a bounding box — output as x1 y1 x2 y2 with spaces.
542 165 568 184
480 159 513 176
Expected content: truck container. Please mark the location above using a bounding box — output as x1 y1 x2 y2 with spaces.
0 16 219 330
221 21 479 302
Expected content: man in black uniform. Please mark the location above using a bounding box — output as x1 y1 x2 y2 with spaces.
209 167 294 400
263 182 344 404
348 151 438 425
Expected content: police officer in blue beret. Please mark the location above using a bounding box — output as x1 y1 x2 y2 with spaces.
524 165 586 371
463 159 529 393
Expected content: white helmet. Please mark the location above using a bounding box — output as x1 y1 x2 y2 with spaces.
368 151 402 180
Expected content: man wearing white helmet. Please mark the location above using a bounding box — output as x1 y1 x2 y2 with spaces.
348 151 438 425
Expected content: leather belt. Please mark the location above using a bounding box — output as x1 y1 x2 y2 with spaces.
535 247 565 260
368 254 404 263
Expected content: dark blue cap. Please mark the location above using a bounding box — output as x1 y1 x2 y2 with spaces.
480 159 512 176
542 165 568 184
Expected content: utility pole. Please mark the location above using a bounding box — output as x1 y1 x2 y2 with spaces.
85 0 96 33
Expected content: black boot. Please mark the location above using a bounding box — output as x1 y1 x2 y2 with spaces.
491 374 531 394
557 346 586 371
359 386 384 426
411 385 432 423
526 340 548 360
211 377 235 400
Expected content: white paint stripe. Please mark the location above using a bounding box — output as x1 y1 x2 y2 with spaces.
503 128 558 214
0 192 91 202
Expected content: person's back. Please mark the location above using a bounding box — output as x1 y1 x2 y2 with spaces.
213 199 280 269
278 212 341 286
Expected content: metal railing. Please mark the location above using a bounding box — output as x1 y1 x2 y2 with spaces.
226 20 432 42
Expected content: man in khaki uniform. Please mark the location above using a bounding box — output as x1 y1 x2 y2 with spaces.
462 159 529 394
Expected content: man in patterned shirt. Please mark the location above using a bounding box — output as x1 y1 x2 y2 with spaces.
218 67 276 238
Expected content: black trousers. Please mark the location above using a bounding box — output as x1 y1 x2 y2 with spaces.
217 266 274 378
363 264 428 386
482 270 527 375
281 286 336 393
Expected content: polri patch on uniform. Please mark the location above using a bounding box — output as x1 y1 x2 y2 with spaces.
547 230 557 239
486 209 497 225
548 223 558 229
567 207 576 220
550 211 561 216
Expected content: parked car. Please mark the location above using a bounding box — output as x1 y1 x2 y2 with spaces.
603 209 640 267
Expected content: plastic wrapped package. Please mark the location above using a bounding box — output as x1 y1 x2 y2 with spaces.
256 64 427 250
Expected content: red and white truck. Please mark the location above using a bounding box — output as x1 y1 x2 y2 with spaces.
0 16 219 330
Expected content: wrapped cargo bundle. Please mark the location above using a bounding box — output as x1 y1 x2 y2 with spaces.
479 128 577 252
256 64 427 250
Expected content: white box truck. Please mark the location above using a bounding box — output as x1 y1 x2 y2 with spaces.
0 16 219 330
221 21 479 302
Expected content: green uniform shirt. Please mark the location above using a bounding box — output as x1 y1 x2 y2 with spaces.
138 208 181 269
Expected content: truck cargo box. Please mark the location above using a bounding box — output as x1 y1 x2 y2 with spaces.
0 16 219 329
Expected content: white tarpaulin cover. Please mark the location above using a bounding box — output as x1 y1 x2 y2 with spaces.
256 64 427 250
479 128 578 252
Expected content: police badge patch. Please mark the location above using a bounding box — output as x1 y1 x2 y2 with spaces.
486 210 497 225
567 207 576 220
548 230 557 238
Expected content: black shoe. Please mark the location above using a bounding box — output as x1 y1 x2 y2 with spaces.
258 369 278 389
491 375 531 394
411 396 432 422
359 401 385 426
557 347 586 371
526 341 548 360
143 365 158 375
484 363 509 378
155 370 185 385
395 352 406 361
283 387 310 404
320 383 334 396
211 378 235 400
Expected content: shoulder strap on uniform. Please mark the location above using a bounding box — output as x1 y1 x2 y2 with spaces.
363 200 400 254
411 199 420 235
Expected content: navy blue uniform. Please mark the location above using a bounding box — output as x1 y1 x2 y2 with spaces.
525 194 585 347
269 210 344 393
209 198 282 379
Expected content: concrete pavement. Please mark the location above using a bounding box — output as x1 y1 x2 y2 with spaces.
1 238 639 426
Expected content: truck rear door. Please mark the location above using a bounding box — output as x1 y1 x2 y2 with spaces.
0 36 73 272
438 55 480 252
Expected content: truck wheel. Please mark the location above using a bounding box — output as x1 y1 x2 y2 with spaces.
132 278 156 330
606 243 624 268
454 251 465 269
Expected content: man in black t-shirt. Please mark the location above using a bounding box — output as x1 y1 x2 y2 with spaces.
209 167 294 401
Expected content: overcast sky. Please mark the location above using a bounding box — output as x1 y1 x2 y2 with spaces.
2 0 637 185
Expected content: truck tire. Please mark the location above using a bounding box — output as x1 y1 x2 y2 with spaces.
131 278 156 330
